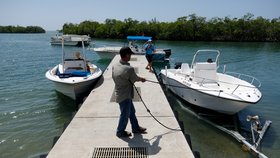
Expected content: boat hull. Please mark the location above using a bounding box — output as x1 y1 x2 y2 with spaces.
91 47 121 59
53 78 97 99
46 65 102 100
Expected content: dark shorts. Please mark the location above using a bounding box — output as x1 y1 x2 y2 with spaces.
145 54 153 62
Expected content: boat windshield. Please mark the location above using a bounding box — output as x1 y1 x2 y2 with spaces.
191 50 220 68
64 50 85 60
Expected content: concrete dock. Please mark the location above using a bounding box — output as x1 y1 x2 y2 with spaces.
46 55 195 158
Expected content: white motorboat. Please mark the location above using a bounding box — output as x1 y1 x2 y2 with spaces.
160 50 262 115
46 36 102 100
91 36 171 61
92 46 122 53
50 34 91 46
89 45 122 59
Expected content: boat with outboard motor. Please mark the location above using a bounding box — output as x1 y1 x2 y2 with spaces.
50 34 91 46
160 50 262 115
46 35 102 100
127 36 171 61
90 36 171 61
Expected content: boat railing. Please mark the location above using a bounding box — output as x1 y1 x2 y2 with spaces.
225 71 262 88
192 74 260 101
187 71 260 95
178 67 261 89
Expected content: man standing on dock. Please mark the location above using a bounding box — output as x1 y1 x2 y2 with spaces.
112 46 147 138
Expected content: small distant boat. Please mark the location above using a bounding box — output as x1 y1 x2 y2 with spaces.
50 34 91 46
90 36 171 61
160 50 262 114
46 35 102 100
127 36 171 61
89 45 122 59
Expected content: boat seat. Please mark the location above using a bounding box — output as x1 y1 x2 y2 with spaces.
181 63 190 74
57 63 89 78
194 62 217 83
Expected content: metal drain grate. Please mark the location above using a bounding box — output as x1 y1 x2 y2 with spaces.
92 147 148 158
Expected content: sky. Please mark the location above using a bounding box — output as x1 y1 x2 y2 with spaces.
1 0 279 31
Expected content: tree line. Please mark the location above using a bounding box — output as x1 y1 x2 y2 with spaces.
62 13 280 42
0 25 45 33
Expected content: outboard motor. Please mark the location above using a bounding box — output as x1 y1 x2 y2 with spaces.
174 62 182 69
163 49 172 58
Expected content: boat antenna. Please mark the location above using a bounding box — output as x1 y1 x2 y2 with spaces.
62 36 65 73
81 38 87 71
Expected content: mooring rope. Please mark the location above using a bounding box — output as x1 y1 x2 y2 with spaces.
132 83 181 131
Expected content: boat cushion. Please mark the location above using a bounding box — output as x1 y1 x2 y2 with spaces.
57 70 89 78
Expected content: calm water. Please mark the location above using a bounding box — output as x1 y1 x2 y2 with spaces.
0 32 279 158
